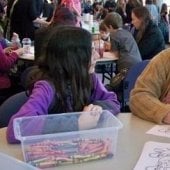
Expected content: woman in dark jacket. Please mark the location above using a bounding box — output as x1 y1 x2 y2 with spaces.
131 6 165 60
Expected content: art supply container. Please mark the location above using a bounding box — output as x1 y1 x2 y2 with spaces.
0 152 38 170
14 110 122 169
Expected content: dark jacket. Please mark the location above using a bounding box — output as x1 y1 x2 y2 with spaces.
136 21 165 60
9 0 37 40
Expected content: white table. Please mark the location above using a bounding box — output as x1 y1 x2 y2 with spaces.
96 52 118 62
95 52 118 83
19 46 35 61
0 113 169 170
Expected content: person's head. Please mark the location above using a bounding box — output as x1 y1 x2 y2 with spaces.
127 0 142 7
116 0 126 7
103 12 123 32
35 26 93 112
131 6 151 30
160 3 168 15
50 6 77 26
131 7 151 43
99 21 110 40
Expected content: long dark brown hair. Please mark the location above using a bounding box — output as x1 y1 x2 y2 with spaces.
29 26 93 113
132 6 151 43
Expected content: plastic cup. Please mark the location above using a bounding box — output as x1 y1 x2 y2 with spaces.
94 40 104 58
22 38 31 54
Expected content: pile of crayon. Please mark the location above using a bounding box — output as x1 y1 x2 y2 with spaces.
24 138 113 168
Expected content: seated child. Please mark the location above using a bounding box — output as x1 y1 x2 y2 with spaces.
7 26 120 143
99 12 142 94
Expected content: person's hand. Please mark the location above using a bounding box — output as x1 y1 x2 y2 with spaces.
14 48 24 56
104 41 111 51
3 47 13 54
78 104 102 130
83 104 102 113
163 113 170 124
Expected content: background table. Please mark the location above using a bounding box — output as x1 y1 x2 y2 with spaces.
19 46 35 61
95 52 118 83
0 113 169 170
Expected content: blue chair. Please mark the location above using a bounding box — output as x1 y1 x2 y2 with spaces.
121 60 150 111
0 91 28 128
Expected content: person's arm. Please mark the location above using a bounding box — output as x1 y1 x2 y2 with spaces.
110 34 120 58
130 50 170 124
0 45 19 71
6 80 55 144
90 74 120 115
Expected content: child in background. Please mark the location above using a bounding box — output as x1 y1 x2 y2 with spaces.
7 26 120 144
99 12 141 100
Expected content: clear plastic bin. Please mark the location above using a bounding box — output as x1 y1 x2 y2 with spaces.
0 152 38 170
14 110 122 169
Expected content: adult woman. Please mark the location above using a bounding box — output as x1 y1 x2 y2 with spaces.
7 26 120 143
131 6 165 60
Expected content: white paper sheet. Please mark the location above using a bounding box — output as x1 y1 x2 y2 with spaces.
146 125 170 138
134 141 170 170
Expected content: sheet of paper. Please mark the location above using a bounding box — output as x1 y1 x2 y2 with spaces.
134 141 170 170
146 125 170 138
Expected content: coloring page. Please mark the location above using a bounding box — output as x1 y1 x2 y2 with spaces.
146 125 170 138
134 141 170 170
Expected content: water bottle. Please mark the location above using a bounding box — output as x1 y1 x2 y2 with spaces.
11 33 21 49
22 38 31 54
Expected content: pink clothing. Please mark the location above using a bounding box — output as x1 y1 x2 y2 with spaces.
0 45 18 89
61 0 81 16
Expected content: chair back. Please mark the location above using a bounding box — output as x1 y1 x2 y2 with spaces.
122 60 150 111
0 91 28 128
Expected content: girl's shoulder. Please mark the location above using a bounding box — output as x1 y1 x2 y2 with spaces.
33 80 55 95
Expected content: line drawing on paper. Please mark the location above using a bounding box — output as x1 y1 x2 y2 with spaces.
158 127 170 135
145 148 170 170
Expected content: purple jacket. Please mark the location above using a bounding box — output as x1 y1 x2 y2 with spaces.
0 45 18 89
7 74 120 143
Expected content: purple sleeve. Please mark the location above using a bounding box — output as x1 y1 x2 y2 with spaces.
90 74 120 115
0 45 18 71
6 80 55 144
